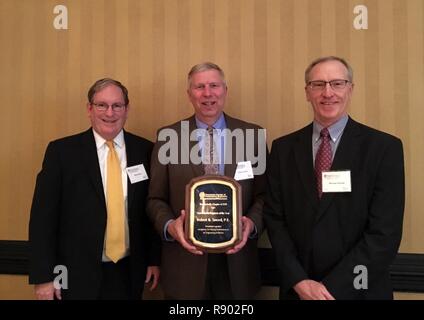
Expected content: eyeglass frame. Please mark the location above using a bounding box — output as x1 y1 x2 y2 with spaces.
306 79 351 91
90 102 128 112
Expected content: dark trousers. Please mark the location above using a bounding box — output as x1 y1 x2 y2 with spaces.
203 253 234 300
99 256 133 300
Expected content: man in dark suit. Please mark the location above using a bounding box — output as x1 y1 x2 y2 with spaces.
29 78 161 299
147 62 267 299
264 56 405 300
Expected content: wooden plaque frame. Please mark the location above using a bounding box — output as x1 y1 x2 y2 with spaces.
185 175 242 253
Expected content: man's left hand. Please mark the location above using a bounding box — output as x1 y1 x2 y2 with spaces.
145 266 160 291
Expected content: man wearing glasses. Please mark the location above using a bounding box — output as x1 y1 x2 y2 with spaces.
29 78 161 299
264 56 405 299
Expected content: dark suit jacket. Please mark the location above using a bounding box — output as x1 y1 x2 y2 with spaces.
29 129 161 299
147 113 267 299
264 117 405 300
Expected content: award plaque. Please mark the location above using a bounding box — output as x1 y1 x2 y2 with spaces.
185 175 242 253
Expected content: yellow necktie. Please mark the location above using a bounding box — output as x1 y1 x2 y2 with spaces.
105 141 126 262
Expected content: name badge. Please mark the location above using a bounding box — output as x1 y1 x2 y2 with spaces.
126 164 148 184
234 161 254 181
322 170 351 193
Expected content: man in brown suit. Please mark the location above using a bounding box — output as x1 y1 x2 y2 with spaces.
147 62 267 299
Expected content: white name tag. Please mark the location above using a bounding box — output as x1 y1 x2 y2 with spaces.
234 161 254 181
126 164 148 184
322 170 351 193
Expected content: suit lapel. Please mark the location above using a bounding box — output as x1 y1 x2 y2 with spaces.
315 117 361 222
223 114 239 178
124 131 137 212
294 124 319 210
187 116 206 177
80 129 106 207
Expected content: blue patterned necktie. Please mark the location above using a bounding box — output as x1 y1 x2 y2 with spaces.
203 126 219 175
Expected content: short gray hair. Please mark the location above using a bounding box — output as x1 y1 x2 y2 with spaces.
187 62 226 88
87 78 129 105
304 56 353 84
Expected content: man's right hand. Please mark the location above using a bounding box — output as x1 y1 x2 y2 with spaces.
34 282 62 300
167 210 203 255
293 279 335 300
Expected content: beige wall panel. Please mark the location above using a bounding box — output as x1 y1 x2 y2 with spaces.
393 0 413 253
227 0 242 120
266 0 282 138
364 0 380 128
0 0 423 256
394 292 424 300
335 1 351 62
321 0 337 55
293 0 311 128
0 275 34 300
240 0 255 121
378 0 395 133
279 0 296 137
404 0 424 253
350 2 367 122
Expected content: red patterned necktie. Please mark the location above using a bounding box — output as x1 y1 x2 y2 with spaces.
204 126 219 175
315 128 332 198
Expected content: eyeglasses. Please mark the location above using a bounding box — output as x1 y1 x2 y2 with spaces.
91 102 127 112
307 79 351 91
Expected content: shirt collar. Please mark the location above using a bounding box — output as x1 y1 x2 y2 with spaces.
313 115 349 143
92 129 125 150
195 113 227 130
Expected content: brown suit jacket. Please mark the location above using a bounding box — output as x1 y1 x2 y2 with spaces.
147 113 267 299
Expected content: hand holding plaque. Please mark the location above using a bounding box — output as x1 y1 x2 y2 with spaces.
167 210 204 255
185 175 242 253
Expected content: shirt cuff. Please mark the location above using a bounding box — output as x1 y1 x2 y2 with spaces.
249 224 258 239
164 219 175 242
